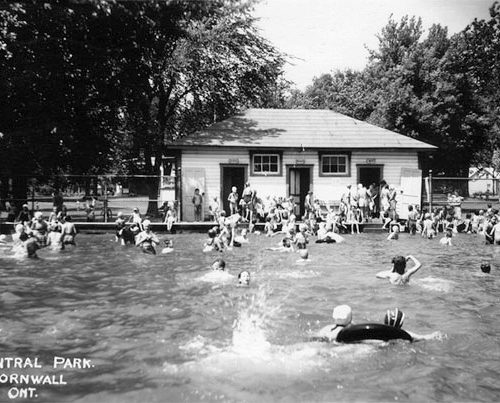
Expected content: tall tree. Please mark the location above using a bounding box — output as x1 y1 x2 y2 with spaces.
0 0 286 211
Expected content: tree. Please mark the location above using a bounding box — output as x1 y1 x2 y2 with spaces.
0 0 286 212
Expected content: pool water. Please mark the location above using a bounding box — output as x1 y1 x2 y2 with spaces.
0 232 499 402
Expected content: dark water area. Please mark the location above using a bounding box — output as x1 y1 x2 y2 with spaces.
0 232 499 402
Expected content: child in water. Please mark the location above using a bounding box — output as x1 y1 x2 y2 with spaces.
439 230 453 246
376 255 422 285
266 237 294 252
237 270 251 287
161 239 174 254
296 249 310 263
212 258 226 271
313 305 353 342
387 225 399 240
135 220 159 254
384 308 442 341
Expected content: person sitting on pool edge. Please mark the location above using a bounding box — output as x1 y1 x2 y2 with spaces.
135 220 159 254
376 255 422 285
313 304 352 342
237 270 250 287
384 308 442 341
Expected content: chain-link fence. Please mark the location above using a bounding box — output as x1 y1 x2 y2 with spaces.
0 174 178 223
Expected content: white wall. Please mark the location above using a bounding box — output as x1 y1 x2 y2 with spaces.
180 148 420 216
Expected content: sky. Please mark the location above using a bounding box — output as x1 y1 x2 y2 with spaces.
253 0 493 89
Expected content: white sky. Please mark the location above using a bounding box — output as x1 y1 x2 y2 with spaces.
253 0 493 89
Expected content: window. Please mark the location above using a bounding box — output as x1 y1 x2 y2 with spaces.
251 153 281 175
320 154 349 176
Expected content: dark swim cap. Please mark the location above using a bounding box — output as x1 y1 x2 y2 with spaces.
384 308 405 329
481 263 491 273
391 256 406 274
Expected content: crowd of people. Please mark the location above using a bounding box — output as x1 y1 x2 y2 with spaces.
2 203 77 258
1 181 496 344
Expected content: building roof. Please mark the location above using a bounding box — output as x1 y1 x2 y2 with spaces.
169 108 437 150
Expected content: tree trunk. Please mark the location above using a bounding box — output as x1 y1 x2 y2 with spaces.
146 175 159 217
12 176 28 210
0 177 8 210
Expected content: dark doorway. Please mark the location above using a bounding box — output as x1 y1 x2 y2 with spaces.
221 165 247 214
288 167 311 218
358 166 383 188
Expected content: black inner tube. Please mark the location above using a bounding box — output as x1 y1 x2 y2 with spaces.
336 323 413 343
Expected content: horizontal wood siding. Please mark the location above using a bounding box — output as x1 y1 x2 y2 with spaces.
182 149 248 215
181 149 419 211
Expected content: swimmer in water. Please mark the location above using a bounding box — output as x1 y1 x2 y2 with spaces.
384 308 442 341
387 225 399 240
161 239 174 254
237 270 250 287
439 229 453 246
212 258 226 271
60 216 77 246
135 220 159 254
313 304 353 342
296 249 310 263
234 228 249 244
266 237 294 252
376 255 422 285
480 263 491 274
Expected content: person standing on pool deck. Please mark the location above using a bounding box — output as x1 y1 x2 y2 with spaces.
228 186 239 215
192 188 203 222
313 305 353 342
376 255 422 285
129 207 143 230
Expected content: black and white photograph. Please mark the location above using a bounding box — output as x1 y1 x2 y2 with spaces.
0 0 499 401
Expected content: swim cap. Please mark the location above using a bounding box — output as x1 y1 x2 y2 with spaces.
384 308 405 329
480 263 491 274
299 249 309 259
142 219 151 227
332 305 352 326
34 211 43 219
0 234 6 241
15 223 24 232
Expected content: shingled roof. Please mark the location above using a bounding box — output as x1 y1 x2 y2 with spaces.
169 108 437 149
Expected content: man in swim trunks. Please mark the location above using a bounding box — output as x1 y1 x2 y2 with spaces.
314 305 353 342
376 255 422 285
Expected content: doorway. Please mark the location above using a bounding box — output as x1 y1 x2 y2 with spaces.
288 166 312 217
221 165 247 214
357 165 383 188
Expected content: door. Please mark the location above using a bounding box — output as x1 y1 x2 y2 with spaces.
399 168 422 219
358 166 382 188
221 165 247 215
289 167 311 217
182 168 205 221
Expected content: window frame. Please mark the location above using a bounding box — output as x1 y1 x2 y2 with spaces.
249 151 283 176
318 151 351 177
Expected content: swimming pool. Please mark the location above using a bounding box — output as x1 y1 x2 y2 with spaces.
0 232 499 402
